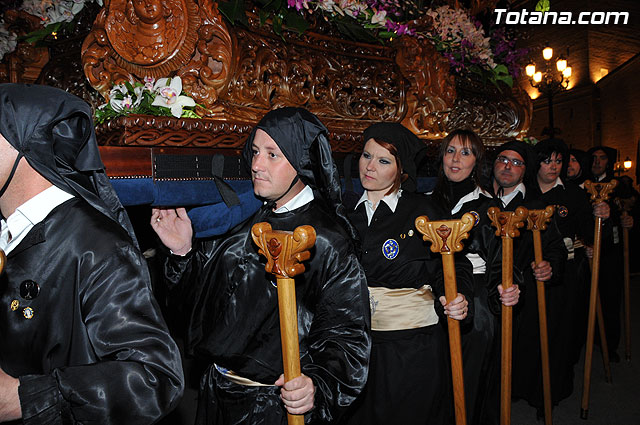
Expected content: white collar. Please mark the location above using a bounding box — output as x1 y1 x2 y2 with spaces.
1 185 74 254
451 186 492 215
273 185 314 213
499 182 526 207
356 189 402 213
552 177 564 189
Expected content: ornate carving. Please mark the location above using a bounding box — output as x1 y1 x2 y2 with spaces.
251 222 316 279
526 206 555 232
414 212 475 254
487 206 529 238
583 180 618 204
0 10 49 84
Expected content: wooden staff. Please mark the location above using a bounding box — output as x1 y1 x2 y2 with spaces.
585 257 612 383
581 179 617 419
415 212 475 425
617 197 636 362
0 248 5 274
526 206 555 425
251 222 316 425
487 206 528 425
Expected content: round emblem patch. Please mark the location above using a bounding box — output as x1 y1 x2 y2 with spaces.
382 239 400 260
469 211 480 226
23 307 34 319
557 205 568 217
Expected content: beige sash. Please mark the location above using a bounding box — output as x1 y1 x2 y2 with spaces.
369 285 439 331
215 364 274 387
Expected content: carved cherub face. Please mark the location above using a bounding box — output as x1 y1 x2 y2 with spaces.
132 0 163 24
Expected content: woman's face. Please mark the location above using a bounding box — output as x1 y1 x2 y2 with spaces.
443 136 476 182
359 139 399 196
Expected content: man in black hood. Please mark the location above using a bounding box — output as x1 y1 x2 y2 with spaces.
152 107 371 424
588 146 617 182
567 148 589 187
0 83 184 424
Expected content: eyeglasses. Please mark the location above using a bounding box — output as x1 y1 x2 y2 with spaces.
495 155 525 168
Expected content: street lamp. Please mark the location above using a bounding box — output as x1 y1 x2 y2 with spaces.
525 46 572 138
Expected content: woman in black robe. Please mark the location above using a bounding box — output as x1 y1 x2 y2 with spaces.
344 123 473 425
430 129 520 425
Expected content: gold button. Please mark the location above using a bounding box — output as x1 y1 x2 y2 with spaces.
10 299 19 311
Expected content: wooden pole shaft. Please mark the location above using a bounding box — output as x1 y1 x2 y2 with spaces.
581 217 603 419
442 254 467 425
532 231 553 425
277 277 304 425
501 237 513 425
595 291 612 383
623 219 631 362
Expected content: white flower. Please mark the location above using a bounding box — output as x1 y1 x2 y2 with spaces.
0 22 17 61
108 83 142 112
371 9 387 25
152 77 196 118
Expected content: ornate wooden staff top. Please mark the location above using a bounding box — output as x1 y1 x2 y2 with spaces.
487 206 529 239
414 212 476 255
583 180 618 205
251 222 316 279
526 205 555 232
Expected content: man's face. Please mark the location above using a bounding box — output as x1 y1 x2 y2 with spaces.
567 154 581 178
538 152 562 185
250 129 298 202
591 149 608 176
494 149 526 189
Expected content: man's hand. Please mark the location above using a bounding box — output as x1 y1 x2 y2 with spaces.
498 284 520 306
531 260 553 282
621 214 634 229
439 293 468 321
275 374 315 415
593 201 610 220
150 208 193 255
0 368 21 422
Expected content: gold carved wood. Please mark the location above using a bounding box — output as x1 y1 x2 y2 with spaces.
251 222 316 279
583 180 618 204
414 213 476 255
487 206 529 239
526 206 555 232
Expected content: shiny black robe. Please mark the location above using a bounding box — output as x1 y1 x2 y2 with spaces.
0 199 184 424
344 191 473 425
165 199 371 424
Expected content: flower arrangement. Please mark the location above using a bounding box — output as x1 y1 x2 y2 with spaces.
0 21 17 61
94 76 200 124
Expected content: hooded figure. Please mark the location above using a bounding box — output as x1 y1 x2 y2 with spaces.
344 122 473 425
491 139 539 208
587 146 617 182
568 148 590 185
160 107 371 425
0 83 184 424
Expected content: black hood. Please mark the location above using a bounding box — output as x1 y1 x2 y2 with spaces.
362 122 426 192
568 148 589 184
493 140 537 193
587 146 617 179
242 107 358 241
0 83 138 246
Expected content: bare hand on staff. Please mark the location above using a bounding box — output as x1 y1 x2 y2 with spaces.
592 202 610 220
498 284 520 306
150 208 193 256
621 214 634 228
0 368 21 422
531 260 553 282
275 373 316 415
440 294 468 321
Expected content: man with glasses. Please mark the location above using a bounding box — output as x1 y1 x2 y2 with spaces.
491 140 567 421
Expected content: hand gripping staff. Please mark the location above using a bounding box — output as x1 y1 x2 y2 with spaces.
526 206 555 425
487 206 528 425
616 196 635 362
251 222 317 425
415 212 476 425
581 180 617 419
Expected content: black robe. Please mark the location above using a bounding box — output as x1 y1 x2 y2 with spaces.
0 199 184 424
165 199 371 424
344 191 473 425
503 191 568 410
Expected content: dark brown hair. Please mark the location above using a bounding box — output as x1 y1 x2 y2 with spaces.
365 139 407 195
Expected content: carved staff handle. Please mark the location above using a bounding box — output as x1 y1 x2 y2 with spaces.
526 206 555 425
251 222 316 425
487 206 528 425
580 179 617 419
415 212 475 425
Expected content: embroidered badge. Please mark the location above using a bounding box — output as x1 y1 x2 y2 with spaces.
469 211 480 226
23 307 34 319
557 205 568 217
382 239 399 260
